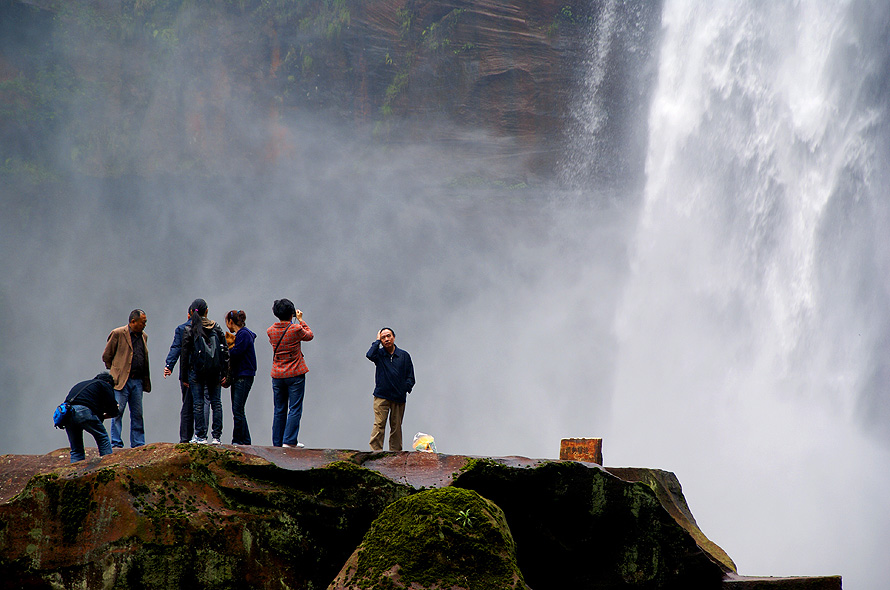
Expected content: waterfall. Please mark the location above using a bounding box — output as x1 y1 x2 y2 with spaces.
606 1 890 586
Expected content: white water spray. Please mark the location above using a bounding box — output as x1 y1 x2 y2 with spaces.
608 1 890 587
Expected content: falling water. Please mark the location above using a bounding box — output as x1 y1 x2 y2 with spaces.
604 1 890 587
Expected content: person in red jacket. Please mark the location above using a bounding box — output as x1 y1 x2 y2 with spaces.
267 298 314 448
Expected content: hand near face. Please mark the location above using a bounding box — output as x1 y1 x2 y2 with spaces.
295 309 303 322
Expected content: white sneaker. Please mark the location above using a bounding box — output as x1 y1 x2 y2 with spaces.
195 437 208 444
297 442 305 448
211 438 221 445
188 436 198 444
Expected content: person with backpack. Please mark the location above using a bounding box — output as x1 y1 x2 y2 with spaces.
181 298 229 444
225 309 257 445
61 372 119 462
267 298 314 448
162 307 201 443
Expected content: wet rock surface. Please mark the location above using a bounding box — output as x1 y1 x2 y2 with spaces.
0 443 838 589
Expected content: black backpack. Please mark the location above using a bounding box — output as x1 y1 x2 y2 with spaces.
193 328 222 377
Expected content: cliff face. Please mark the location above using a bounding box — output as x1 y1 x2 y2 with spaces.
0 443 729 589
0 0 662 180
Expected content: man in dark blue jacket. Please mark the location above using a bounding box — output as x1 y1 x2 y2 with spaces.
64 372 119 463
163 312 195 443
367 327 415 451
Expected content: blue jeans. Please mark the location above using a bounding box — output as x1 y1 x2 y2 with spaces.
110 378 145 448
231 376 254 445
271 374 305 446
67 405 112 462
178 382 210 442
179 380 193 443
191 376 222 440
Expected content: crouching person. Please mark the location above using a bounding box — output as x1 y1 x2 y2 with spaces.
65 372 119 463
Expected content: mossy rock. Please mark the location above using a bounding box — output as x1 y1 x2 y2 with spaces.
0 445 413 589
328 487 529 590
453 460 725 589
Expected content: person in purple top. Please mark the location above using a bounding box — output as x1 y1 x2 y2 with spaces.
225 309 257 445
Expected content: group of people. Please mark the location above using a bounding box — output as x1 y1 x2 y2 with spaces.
60 299 416 463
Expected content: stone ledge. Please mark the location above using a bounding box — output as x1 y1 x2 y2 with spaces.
723 573 843 589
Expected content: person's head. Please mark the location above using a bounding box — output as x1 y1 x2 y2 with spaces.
189 299 208 320
188 298 208 337
272 299 296 322
226 309 246 332
94 372 115 387
128 309 147 333
379 327 395 349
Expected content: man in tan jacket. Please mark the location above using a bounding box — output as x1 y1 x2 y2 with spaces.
102 309 151 448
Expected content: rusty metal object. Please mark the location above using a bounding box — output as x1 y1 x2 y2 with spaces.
559 437 603 465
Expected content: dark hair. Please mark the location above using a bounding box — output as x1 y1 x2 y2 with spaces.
94 372 115 386
226 309 246 327
129 309 146 323
380 327 395 338
272 299 295 321
189 298 208 342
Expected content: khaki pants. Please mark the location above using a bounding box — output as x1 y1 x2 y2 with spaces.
370 397 406 451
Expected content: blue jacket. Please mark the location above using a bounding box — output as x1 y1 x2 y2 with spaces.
165 321 190 382
367 341 415 403
229 327 258 378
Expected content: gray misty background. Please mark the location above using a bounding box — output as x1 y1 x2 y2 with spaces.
2 1 890 588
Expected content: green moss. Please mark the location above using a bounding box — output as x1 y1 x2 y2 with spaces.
43 478 97 544
420 8 464 52
298 0 352 40
546 4 594 36
396 8 413 39
320 459 363 472
348 487 526 590
458 457 502 474
95 468 116 484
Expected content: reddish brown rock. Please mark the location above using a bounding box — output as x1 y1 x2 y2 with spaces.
0 444 413 589
0 0 662 179
0 443 841 589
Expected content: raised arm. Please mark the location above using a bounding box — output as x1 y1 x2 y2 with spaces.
367 337 382 362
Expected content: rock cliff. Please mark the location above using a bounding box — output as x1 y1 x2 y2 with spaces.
0 0 661 180
0 443 735 589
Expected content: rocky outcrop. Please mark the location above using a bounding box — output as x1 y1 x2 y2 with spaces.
0 443 731 589
0 444 842 589
0 445 412 589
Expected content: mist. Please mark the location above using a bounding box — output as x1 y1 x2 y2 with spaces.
605 2 890 589
2 1 889 589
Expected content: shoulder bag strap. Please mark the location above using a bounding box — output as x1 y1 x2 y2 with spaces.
273 323 292 355
68 381 93 405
